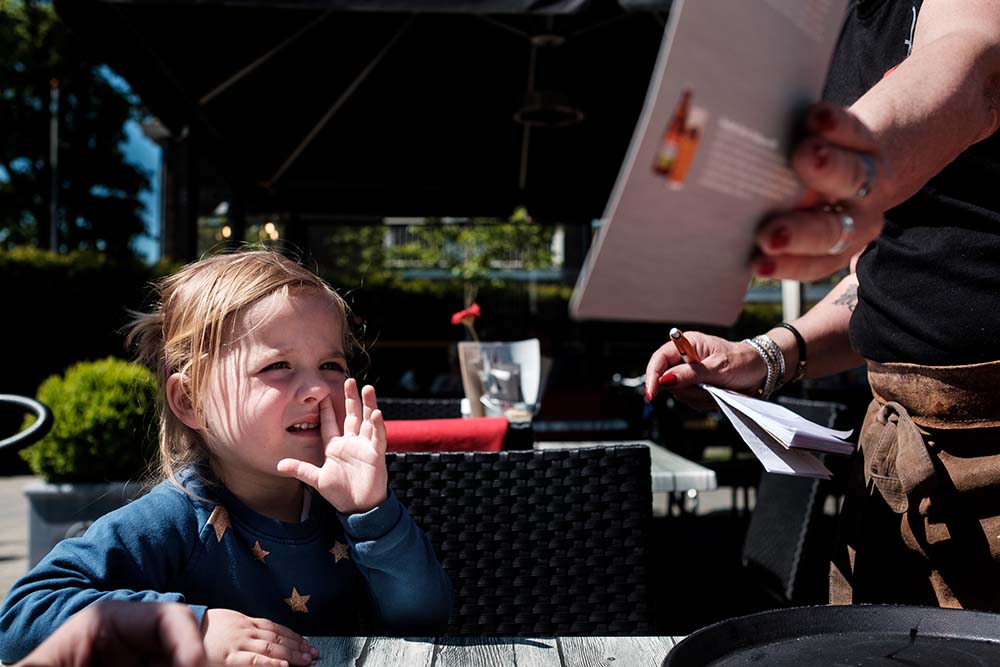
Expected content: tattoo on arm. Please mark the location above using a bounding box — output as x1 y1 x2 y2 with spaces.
833 285 858 312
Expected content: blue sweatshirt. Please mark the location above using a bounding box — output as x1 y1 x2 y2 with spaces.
0 471 451 663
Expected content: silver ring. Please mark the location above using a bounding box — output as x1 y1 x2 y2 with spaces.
852 153 877 200
828 211 855 255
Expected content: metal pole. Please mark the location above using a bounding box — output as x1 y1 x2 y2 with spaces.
48 79 59 252
781 279 803 322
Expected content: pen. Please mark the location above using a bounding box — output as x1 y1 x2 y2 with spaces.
670 327 702 364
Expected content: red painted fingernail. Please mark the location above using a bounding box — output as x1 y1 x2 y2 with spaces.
756 259 776 277
813 108 836 132
769 227 790 250
645 387 652 402
814 144 829 169
657 372 679 387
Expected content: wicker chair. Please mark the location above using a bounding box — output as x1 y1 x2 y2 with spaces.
378 397 463 420
740 396 853 605
386 445 655 635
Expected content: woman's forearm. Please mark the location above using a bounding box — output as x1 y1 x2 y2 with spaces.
852 0 1000 212
766 273 864 384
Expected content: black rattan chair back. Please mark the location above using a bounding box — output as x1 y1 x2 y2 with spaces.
378 397 463 420
387 445 655 635
741 397 852 605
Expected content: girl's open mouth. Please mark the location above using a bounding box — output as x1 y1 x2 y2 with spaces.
287 422 319 432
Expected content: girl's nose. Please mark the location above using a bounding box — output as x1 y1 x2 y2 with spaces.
298 373 329 404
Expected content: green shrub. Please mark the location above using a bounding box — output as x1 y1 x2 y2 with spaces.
21 357 158 483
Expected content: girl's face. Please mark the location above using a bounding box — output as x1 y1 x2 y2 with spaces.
199 289 348 486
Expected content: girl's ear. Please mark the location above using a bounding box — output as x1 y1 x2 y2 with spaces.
166 373 202 430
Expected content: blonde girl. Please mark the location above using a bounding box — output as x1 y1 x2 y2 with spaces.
0 250 451 667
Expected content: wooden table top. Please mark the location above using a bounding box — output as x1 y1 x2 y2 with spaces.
308 636 686 666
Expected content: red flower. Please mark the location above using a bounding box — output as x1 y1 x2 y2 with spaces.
450 303 481 326
451 303 481 342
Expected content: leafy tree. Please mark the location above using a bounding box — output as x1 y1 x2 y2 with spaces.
387 207 556 305
0 0 149 256
311 209 556 298
313 223 390 291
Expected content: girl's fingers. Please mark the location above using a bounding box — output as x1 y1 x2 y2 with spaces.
276 458 322 489
361 384 377 418
249 620 313 655
318 395 341 442
342 378 362 437
370 409 387 457
359 384 377 440
241 640 313 666
227 651 291 667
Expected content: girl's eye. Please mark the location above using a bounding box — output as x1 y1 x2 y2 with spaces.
262 361 290 371
321 361 346 373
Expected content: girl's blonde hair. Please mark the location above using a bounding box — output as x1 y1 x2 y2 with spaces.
127 249 357 490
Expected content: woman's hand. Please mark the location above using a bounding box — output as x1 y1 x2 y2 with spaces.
277 378 389 515
201 609 317 667
752 104 888 281
645 331 767 409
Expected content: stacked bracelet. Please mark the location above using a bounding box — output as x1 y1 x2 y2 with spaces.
777 322 808 383
742 337 773 399
744 325 809 400
742 335 785 400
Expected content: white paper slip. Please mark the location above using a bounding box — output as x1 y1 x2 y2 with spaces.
702 385 854 456
711 395 832 479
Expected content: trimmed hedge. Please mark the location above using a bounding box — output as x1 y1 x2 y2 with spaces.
20 357 158 483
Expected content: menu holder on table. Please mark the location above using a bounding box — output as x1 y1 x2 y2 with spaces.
457 339 545 420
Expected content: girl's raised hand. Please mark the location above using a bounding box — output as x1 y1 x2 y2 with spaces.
201 608 317 667
277 378 389 515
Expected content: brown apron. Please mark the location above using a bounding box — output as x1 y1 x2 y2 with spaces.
829 360 1000 610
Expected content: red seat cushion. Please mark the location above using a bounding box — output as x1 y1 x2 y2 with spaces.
385 417 508 452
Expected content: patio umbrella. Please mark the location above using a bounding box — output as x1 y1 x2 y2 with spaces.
52 0 670 222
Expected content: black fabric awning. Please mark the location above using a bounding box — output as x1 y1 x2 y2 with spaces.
53 0 671 221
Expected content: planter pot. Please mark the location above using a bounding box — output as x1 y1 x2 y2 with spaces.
24 480 147 567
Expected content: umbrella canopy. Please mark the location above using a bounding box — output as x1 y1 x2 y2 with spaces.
53 0 669 222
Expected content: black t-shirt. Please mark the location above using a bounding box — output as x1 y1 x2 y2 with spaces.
824 0 1000 364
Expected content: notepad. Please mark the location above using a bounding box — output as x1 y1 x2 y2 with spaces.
702 385 854 479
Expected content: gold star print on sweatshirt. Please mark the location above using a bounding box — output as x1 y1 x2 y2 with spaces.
284 587 310 613
251 541 270 562
206 506 230 542
330 541 350 563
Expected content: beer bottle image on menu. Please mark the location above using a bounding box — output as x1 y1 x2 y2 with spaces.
653 88 692 175
667 123 704 187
